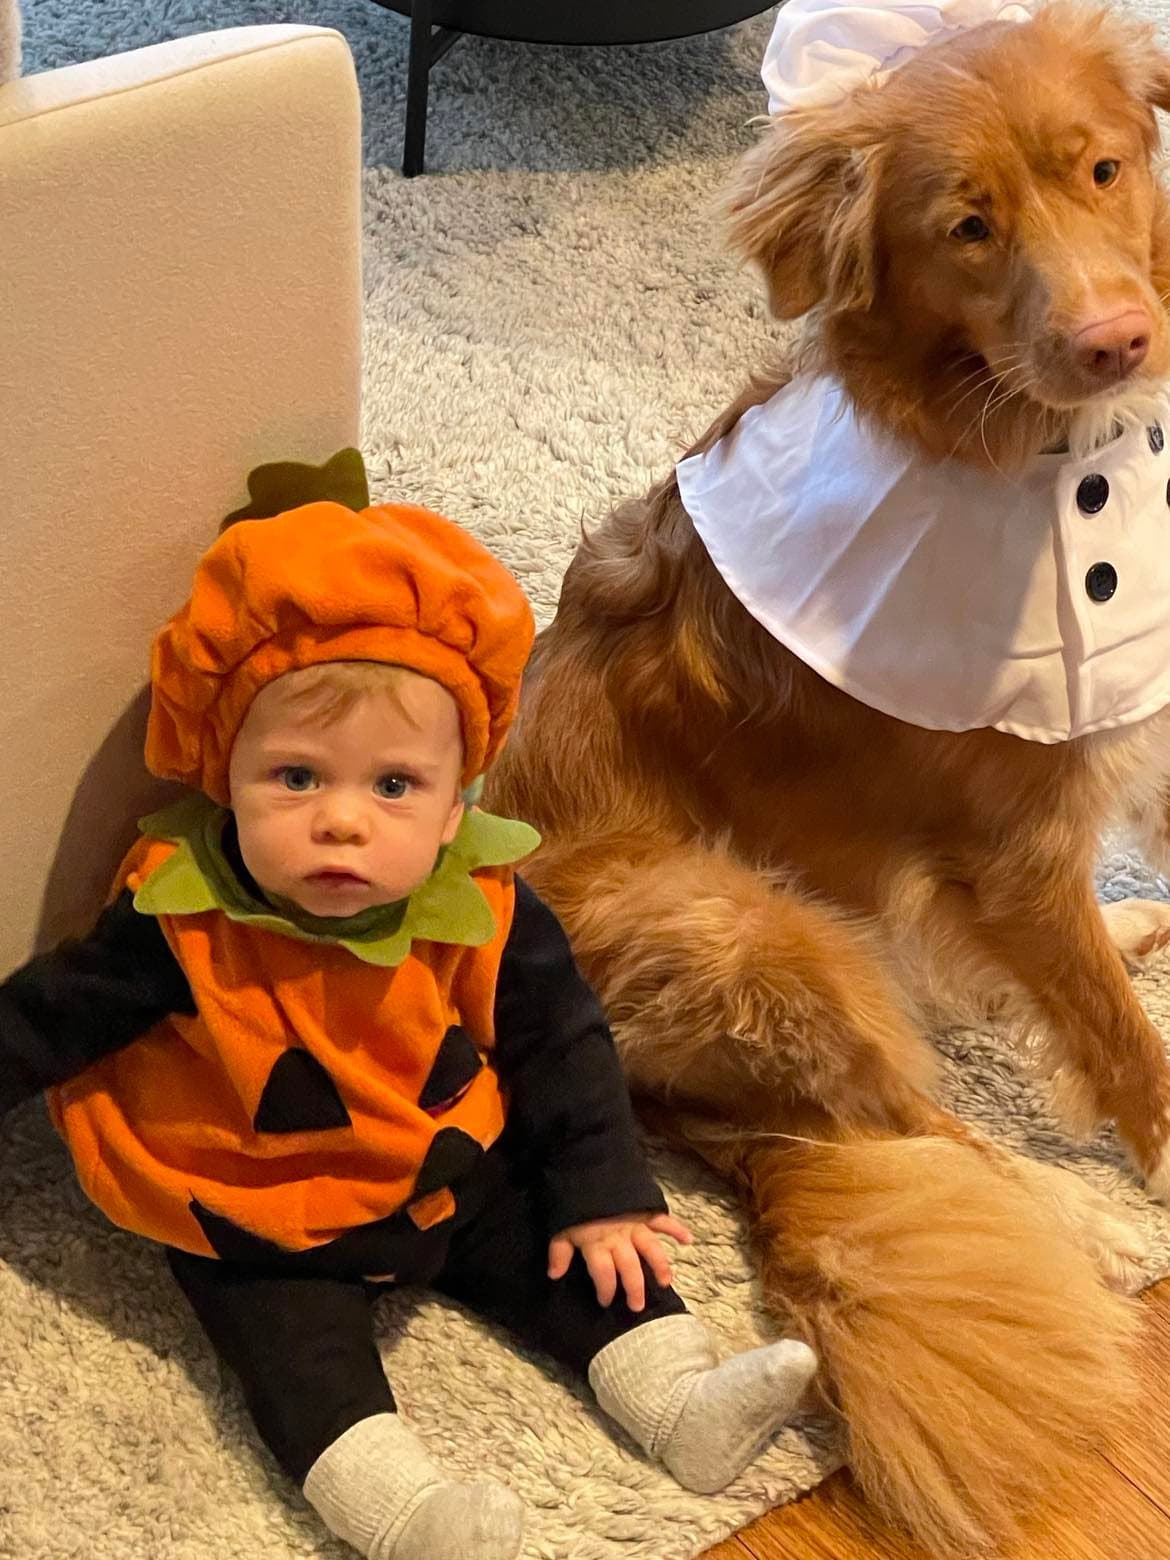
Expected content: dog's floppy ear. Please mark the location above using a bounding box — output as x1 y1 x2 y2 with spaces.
1140 54 1170 114
1108 29 1170 115
725 110 880 321
1069 5 1170 117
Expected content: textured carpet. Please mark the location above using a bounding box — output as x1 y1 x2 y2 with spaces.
7 0 1170 1556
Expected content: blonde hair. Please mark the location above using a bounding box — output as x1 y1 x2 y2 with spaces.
266 661 429 730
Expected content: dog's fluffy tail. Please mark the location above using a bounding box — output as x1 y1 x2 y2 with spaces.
745 1135 1139 1555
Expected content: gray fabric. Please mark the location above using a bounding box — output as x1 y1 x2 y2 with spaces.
589 1314 819 1493
386 1483 523 1560
303 1415 445 1556
303 1413 523 1559
7 0 1170 1555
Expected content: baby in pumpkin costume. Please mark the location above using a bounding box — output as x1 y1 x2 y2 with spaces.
0 496 817 1558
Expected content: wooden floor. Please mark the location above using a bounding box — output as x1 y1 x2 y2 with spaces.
706 1279 1170 1560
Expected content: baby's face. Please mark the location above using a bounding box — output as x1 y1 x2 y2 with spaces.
228 671 465 919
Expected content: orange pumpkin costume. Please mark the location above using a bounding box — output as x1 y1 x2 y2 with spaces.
5 498 665 1276
49 825 515 1265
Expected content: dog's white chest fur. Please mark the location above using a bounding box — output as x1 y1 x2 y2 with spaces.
677 375 1170 743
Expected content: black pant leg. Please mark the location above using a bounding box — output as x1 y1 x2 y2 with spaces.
167 1248 396 1486
433 1147 687 1379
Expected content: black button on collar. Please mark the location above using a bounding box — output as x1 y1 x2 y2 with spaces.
1086 562 1118 602
1077 473 1110 514
1150 423 1165 454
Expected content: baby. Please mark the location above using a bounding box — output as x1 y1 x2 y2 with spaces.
0 499 817 1559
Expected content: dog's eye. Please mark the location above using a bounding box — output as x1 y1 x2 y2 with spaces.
950 215 991 243
1093 159 1120 187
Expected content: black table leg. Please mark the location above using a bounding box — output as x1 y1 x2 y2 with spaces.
403 0 433 177
402 0 464 177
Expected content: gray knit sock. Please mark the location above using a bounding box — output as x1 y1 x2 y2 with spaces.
302 1413 524 1559
588 1314 818 1494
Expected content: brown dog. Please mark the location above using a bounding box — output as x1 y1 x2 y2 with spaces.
488 5 1170 1552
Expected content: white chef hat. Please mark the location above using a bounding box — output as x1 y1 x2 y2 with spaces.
761 0 1035 116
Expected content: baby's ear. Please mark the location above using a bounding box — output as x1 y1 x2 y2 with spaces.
725 111 881 320
441 796 465 847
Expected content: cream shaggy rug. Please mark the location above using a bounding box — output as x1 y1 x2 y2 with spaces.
8 0 1170 1556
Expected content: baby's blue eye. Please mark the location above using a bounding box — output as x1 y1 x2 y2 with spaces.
279 766 317 792
375 774 409 800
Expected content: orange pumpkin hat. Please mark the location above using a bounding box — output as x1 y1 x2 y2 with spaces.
146 501 535 805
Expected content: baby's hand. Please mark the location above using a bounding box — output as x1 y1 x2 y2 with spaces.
547 1212 693 1311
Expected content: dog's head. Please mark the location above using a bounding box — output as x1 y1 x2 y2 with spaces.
728 4 1170 466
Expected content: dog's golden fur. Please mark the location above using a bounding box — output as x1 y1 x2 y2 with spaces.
487 6 1170 1552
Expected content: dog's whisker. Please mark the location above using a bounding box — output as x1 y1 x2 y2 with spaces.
944 365 997 403
948 354 1029 402
952 368 1033 468
947 362 1031 437
944 372 1004 412
947 351 1028 391
973 373 1041 473
946 369 1009 419
979 399 1006 476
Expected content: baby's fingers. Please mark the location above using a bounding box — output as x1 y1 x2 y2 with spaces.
613 1242 647 1312
632 1226 675 1290
584 1246 618 1307
547 1235 574 1281
646 1213 693 1246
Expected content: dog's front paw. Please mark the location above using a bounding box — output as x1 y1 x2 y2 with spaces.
1014 1157 1149 1290
1101 899 1170 970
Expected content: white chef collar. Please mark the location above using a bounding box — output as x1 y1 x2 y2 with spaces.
676 375 1170 744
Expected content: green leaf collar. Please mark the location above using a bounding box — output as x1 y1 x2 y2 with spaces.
133 792 539 967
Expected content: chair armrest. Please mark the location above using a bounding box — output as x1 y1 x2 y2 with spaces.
0 26 363 969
